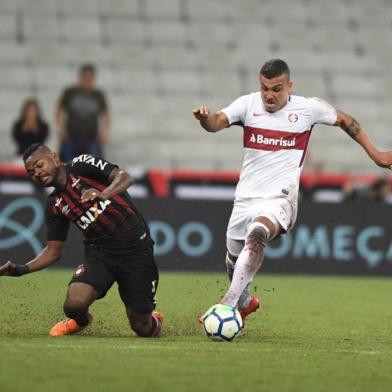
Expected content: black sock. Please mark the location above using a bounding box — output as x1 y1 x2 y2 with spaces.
75 313 90 327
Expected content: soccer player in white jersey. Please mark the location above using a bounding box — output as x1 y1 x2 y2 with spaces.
193 59 392 324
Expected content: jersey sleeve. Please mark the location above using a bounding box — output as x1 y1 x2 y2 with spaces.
45 199 70 242
98 90 108 112
71 155 118 182
308 97 337 125
220 95 250 126
59 87 72 108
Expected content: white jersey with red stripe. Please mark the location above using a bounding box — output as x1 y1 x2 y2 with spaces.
221 93 337 201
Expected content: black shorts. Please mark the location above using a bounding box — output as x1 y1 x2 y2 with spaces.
69 244 159 314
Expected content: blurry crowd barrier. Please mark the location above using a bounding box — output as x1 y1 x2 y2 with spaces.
1 166 392 275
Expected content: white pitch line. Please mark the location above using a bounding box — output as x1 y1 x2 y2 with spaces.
37 343 382 355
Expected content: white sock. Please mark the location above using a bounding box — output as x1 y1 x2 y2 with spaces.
225 253 236 279
225 253 251 309
238 283 251 310
221 223 269 308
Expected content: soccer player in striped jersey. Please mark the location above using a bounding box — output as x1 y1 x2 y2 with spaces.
0 143 162 337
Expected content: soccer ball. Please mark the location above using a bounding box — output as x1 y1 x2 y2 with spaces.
202 304 243 342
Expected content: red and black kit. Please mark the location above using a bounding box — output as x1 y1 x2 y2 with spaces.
46 154 158 313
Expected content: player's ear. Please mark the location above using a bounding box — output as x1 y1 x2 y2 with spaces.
287 80 293 93
52 152 61 166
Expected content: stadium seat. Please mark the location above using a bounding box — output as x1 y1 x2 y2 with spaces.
27 43 75 66
0 0 23 13
200 70 242 97
0 14 17 41
144 0 183 20
0 89 31 115
306 1 349 26
197 47 241 71
316 25 357 53
145 46 202 70
187 22 233 49
110 93 164 117
0 66 33 89
105 45 151 68
103 19 146 45
98 0 140 17
100 68 159 94
0 42 29 65
159 69 202 94
21 0 57 14
331 75 386 99
185 0 229 21
145 21 188 46
269 24 317 53
33 66 74 91
22 16 61 42
57 0 100 16
61 17 102 44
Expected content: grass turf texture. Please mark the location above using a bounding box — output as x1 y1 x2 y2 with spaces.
1 271 391 392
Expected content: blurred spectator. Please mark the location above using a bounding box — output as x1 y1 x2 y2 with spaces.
341 178 360 202
12 98 49 158
56 63 110 162
369 178 391 203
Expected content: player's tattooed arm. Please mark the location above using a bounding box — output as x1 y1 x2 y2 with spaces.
335 110 362 140
335 109 392 169
341 117 362 139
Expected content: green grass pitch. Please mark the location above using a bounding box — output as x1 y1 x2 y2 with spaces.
1 270 392 392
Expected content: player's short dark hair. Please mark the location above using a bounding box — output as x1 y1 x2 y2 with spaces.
260 59 290 80
22 143 49 161
79 63 96 75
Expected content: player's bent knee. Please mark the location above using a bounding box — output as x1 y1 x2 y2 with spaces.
245 222 270 252
130 319 151 337
63 300 89 320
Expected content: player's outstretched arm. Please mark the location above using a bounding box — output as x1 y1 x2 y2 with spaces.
0 241 64 277
192 105 229 133
336 109 392 169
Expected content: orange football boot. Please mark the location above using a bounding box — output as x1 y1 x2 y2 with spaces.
151 311 164 336
153 311 164 324
49 315 93 336
239 296 261 323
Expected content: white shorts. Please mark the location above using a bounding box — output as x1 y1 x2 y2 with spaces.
226 197 297 242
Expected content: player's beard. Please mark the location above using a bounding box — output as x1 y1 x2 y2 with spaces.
49 165 62 188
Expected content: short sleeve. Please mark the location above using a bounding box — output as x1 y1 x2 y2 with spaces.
59 87 72 109
308 97 337 125
71 154 118 182
220 95 250 126
98 90 108 112
45 199 70 241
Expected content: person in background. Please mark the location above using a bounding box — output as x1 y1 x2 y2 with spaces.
12 98 49 159
56 63 110 162
369 178 391 203
341 178 360 202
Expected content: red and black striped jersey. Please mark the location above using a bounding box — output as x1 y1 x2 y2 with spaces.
45 154 152 252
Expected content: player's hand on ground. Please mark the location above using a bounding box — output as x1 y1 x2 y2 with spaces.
0 261 28 277
81 188 105 202
192 105 210 120
374 151 392 169
0 261 14 276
